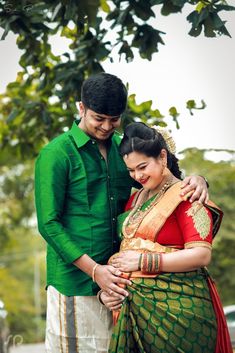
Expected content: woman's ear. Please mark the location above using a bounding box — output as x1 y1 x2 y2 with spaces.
160 149 167 163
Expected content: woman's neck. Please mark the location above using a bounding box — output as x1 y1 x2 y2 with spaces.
148 173 176 199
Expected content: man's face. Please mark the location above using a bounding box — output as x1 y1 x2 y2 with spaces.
78 102 121 141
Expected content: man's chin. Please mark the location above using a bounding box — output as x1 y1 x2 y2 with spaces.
96 131 114 140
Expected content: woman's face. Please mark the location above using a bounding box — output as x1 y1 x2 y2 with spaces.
124 150 167 190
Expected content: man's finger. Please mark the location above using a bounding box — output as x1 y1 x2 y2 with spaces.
110 303 123 311
180 176 190 188
189 187 202 203
109 283 129 297
198 190 207 204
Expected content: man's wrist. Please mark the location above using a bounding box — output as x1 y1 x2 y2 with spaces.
199 175 209 188
97 290 105 305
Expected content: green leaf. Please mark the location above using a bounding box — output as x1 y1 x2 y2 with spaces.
169 106 179 118
7 110 19 123
204 15 217 37
128 94 153 114
51 3 62 21
100 0 110 13
161 0 184 16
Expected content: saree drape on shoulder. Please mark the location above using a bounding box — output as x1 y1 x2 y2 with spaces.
108 182 232 353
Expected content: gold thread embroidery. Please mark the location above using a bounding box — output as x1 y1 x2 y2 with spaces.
186 202 211 240
184 241 212 249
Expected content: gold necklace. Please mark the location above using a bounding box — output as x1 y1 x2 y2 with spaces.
122 175 173 239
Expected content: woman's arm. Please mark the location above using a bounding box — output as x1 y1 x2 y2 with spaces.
110 246 211 273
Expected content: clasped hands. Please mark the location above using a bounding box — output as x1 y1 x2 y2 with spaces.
95 250 138 311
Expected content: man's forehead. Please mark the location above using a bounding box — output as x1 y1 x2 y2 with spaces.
91 110 121 119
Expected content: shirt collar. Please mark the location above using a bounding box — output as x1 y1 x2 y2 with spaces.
69 120 91 148
69 120 117 149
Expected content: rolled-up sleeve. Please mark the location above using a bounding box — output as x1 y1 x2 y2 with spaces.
34 146 85 264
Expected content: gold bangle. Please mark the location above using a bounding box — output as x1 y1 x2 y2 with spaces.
92 263 99 282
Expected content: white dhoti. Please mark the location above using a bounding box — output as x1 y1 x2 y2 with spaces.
45 286 113 353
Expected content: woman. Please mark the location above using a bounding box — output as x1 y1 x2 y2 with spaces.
99 122 232 353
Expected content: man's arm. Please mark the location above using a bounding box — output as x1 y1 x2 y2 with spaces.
35 146 131 295
35 147 85 263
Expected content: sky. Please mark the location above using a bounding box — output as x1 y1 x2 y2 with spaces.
0 4 235 161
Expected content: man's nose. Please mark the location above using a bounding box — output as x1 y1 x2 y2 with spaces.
101 120 112 131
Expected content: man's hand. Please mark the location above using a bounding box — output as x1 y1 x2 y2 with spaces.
100 291 124 311
94 264 131 298
180 175 209 204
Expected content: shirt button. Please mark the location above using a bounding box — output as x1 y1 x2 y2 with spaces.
92 140 95 144
107 175 110 179
113 240 117 244
112 218 115 221
110 196 114 200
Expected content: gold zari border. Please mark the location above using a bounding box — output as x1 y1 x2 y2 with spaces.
184 241 212 250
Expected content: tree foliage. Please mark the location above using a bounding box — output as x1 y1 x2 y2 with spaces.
0 0 234 158
0 161 46 343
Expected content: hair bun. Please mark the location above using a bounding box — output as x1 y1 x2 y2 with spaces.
153 126 176 154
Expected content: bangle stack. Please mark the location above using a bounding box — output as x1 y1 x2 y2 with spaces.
138 253 162 273
92 263 99 282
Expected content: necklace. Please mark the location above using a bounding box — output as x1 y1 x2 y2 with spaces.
122 174 174 239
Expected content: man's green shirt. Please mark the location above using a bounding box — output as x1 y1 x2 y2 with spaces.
35 121 134 296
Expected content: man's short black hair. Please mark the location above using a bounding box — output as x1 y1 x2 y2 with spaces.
81 72 127 116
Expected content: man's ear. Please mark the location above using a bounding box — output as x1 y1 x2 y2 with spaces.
78 101 85 117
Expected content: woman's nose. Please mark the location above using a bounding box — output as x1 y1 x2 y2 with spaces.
135 171 143 181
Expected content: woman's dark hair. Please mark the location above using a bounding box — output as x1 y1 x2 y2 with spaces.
119 122 182 179
81 72 127 116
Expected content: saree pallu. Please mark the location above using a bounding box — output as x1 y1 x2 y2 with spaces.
108 270 217 353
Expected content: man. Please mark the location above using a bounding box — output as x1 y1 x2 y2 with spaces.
35 72 208 353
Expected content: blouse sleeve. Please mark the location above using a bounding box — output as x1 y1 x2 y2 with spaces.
175 200 213 250
125 191 139 211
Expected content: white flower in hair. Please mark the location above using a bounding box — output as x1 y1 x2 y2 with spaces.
153 126 176 154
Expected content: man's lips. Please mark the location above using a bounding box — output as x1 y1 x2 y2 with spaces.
98 129 113 135
139 177 149 185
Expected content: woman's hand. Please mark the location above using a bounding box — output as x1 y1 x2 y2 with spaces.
100 291 124 311
110 251 140 272
180 175 209 204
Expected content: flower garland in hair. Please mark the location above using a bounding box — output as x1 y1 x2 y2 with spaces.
153 126 176 154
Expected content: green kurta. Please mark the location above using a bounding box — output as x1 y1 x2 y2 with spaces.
35 121 133 296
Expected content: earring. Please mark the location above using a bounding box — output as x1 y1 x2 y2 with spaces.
161 162 166 175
